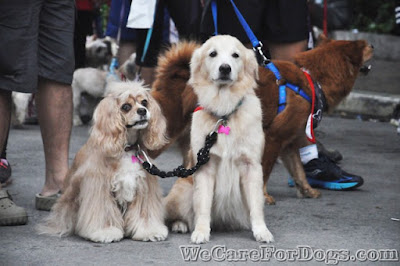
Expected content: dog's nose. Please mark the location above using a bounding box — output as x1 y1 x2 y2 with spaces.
137 108 147 116
370 44 374 49
219 64 231 75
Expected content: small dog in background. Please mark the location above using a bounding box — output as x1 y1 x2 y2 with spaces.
85 37 112 70
37 82 169 243
72 53 137 126
11 92 35 128
165 35 274 244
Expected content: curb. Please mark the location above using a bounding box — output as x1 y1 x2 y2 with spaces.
335 91 400 120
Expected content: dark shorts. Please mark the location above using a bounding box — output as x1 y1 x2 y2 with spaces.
0 0 75 93
135 0 202 67
200 0 309 44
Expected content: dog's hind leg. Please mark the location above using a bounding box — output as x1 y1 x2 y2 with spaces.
164 177 194 233
281 144 321 199
261 139 282 205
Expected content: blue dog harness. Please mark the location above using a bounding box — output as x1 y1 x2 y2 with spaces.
265 62 312 114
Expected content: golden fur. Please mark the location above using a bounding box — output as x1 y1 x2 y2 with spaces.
153 35 373 206
37 82 169 243
165 35 274 243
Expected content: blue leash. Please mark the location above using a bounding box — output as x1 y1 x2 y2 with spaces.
211 0 311 114
140 0 158 64
211 0 270 65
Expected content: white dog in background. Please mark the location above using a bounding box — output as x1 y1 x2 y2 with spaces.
72 53 137 126
38 82 169 243
164 35 274 244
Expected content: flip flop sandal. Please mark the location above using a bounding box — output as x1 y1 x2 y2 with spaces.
35 192 61 211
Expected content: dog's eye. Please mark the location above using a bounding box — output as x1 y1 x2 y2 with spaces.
121 103 132 112
209 51 217 58
141 99 148 107
232 53 239 58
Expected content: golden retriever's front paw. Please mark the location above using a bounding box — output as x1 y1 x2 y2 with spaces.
191 227 210 244
85 227 124 243
253 226 274 243
132 224 168 242
171 221 188 233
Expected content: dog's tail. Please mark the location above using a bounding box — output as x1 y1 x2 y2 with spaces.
155 41 200 82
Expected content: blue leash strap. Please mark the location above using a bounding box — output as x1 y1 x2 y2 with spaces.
210 0 270 65
266 62 282 81
286 83 311 103
140 0 158 63
228 0 259 48
211 0 218 35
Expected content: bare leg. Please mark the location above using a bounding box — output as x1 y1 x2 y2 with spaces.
139 67 155 87
0 90 11 161
35 78 72 196
267 40 307 62
117 41 136 65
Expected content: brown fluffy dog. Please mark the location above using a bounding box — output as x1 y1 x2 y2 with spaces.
37 82 169 243
151 35 373 206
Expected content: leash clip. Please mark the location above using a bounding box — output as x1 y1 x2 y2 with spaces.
211 119 225 135
253 41 270 66
136 144 152 168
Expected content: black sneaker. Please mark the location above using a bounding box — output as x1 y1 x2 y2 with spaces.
288 154 363 190
0 159 12 186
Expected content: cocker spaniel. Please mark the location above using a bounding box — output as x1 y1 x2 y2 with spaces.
38 81 168 243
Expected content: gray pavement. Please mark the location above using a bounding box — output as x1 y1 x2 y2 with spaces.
0 116 399 265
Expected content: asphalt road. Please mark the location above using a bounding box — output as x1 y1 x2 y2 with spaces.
0 116 399 265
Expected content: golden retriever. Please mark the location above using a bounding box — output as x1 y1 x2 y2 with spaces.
165 35 274 244
37 82 169 243
152 35 373 205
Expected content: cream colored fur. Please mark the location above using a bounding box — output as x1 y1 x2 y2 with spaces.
164 35 274 243
37 81 168 243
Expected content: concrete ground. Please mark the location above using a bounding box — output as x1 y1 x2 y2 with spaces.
0 116 399 265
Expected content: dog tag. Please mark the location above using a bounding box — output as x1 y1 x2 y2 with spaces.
218 125 230 135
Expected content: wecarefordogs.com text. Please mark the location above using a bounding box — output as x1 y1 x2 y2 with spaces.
179 245 399 264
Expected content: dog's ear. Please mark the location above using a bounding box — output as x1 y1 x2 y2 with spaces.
244 48 259 81
188 47 203 86
316 33 332 46
90 96 126 156
141 92 168 151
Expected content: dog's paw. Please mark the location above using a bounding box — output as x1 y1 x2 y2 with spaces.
85 226 124 243
191 227 210 244
253 226 274 243
297 187 321 199
264 193 276 205
171 221 188 234
132 224 168 242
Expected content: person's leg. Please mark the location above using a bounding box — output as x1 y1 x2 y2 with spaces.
35 78 72 196
0 90 12 185
118 41 136 65
267 40 307 62
0 90 11 158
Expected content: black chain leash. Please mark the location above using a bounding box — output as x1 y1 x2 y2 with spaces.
138 131 218 178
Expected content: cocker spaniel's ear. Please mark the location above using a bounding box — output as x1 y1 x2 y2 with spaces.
141 92 168 151
90 96 126 156
244 48 259 81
